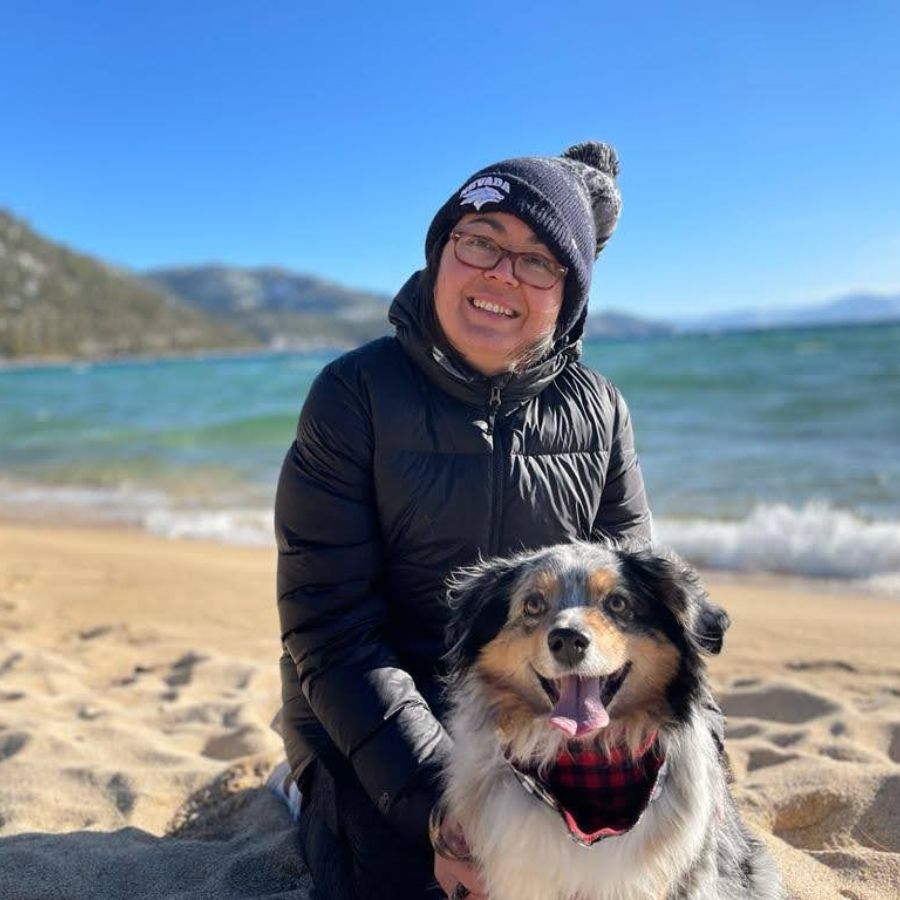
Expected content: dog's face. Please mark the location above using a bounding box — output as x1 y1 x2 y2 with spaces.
445 542 729 753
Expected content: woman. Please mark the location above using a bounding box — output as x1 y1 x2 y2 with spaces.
274 142 651 899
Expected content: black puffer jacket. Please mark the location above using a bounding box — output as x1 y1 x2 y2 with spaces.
275 271 651 846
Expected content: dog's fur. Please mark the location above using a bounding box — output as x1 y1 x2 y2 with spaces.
440 542 783 900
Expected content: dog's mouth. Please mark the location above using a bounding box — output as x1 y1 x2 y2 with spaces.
533 662 632 738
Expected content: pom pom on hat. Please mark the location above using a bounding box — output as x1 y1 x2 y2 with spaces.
560 141 622 255
562 141 620 177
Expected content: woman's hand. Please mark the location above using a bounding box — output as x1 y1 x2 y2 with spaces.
434 853 487 899
432 810 487 898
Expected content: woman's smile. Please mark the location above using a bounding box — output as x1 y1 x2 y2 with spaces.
466 295 519 319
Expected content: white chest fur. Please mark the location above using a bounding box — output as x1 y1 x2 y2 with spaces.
444 707 720 900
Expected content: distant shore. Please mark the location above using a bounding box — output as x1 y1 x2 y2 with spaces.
5 316 900 372
0 341 349 372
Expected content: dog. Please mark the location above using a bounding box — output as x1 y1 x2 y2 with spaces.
435 541 783 900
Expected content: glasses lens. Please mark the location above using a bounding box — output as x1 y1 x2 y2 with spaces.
514 254 558 289
455 233 501 268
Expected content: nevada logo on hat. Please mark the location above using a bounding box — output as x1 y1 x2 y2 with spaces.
459 175 511 211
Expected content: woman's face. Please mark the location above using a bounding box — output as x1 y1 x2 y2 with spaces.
432 212 565 377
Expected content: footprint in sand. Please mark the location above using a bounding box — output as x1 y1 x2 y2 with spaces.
165 652 207 689
768 730 807 748
105 772 136 816
785 659 858 674
771 785 852 850
726 723 762 740
888 724 900 764
78 625 115 641
721 684 841 724
0 598 19 629
201 725 267 761
0 730 29 761
772 772 900 856
0 652 23 677
746 747 800 772
819 744 878 764
852 775 900 853
111 664 153 687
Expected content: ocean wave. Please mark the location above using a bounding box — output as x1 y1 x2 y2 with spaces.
143 501 900 590
656 502 900 589
3 478 898 593
142 507 273 546
0 479 166 523
0 479 274 546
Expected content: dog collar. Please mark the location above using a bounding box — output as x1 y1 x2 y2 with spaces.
506 734 667 847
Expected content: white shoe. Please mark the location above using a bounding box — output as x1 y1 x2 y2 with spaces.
267 760 302 822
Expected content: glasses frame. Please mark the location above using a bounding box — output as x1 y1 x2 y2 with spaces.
449 230 568 290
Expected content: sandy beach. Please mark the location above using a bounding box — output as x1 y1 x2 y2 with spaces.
0 522 897 899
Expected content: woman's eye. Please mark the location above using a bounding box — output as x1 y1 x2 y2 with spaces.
463 234 496 251
523 593 547 617
606 595 629 615
520 254 554 274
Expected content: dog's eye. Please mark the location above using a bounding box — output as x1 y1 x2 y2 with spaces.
606 595 630 615
523 593 547 617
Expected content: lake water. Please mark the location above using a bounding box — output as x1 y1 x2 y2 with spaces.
2 322 898 592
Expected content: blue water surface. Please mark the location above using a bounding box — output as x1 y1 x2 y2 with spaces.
1 323 898 522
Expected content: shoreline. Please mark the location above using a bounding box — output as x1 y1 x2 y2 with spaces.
1 503 896 602
0 342 345 373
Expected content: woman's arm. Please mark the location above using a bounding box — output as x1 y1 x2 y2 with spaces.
275 359 451 846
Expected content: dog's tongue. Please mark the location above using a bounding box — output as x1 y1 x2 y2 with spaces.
549 676 610 737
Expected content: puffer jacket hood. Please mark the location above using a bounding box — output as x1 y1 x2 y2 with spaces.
388 269 585 409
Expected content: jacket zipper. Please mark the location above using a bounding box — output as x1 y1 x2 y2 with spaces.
486 384 504 555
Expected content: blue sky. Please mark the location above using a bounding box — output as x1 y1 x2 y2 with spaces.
2 1 899 317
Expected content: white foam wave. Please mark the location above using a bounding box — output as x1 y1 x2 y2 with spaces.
655 502 900 589
4 479 899 593
0 479 165 524
0 479 274 546
142 507 274 546
137 500 900 591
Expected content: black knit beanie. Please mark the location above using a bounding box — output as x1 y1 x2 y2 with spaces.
424 141 622 340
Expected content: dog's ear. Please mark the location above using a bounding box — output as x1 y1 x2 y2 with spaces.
695 601 730 655
618 549 692 617
619 547 729 656
444 558 520 675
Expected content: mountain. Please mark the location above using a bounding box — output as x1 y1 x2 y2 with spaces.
147 266 669 346
583 310 674 340
18 205 888 363
676 293 900 332
0 211 254 360
145 265 674 347
144 266 392 348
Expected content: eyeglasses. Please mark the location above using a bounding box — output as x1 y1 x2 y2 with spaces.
450 231 568 290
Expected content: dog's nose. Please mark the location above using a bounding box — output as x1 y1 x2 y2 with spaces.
547 627 590 667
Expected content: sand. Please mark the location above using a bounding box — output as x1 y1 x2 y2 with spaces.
0 523 897 899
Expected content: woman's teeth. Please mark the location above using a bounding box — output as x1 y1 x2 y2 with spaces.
469 297 515 318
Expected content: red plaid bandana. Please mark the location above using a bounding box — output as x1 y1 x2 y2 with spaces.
507 733 666 846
